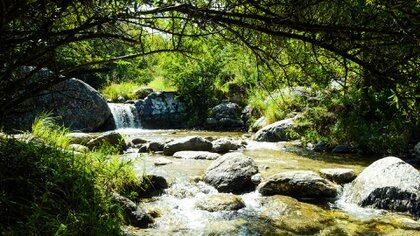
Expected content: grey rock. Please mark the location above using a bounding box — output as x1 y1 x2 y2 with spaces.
204 153 259 193
211 138 243 153
253 117 296 142
250 116 268 132
195 193 245 212
205 102 244 130
154 157 172 166
138 175 169 198
173 151 221 160
111 192 153 228
86 131 125 150
131 137 147 145
319 168 356 184
116 96 125 103
414 142 420 160
257 170 338 198
342 156 420 217
3 78 114 132
251 173 262 185
66 132 95 145
163 136 212 156
332 145 352 154
137 144 148 153
135 91 186 129
313 141 329 152
134 88 154 99
147 141 165 152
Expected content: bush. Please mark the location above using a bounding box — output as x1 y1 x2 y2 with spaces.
0 117 140 235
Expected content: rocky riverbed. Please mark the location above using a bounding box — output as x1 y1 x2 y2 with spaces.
86 128 420 235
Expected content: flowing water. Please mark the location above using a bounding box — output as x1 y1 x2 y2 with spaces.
116 129 420 235
108 103 141 129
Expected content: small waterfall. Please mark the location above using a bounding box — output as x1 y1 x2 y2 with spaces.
108 103 141 129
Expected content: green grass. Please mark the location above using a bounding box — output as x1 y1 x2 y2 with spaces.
0 116 141 235
100 82 141 101
147 77 176 92
248 88 307 124
100 78 176 101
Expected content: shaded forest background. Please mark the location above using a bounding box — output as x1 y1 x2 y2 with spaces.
1 0 419 154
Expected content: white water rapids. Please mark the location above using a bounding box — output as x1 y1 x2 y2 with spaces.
108 103 141 129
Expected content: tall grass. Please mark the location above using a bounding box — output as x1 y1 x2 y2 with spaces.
100 82 140 101
0 116 140 235
100 78 177 101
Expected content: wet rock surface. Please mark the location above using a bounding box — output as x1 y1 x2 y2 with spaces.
163 136 212 155
257 170 338 198
204 153 259 193
342 156 420 217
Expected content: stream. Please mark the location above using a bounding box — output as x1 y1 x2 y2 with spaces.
113 128 420 235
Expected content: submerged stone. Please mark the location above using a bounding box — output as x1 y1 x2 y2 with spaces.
173 151 220 160
195 193 245 212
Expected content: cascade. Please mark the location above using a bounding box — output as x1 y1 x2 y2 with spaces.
108 103 141 129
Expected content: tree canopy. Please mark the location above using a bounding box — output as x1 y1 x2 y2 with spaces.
0 0 418 121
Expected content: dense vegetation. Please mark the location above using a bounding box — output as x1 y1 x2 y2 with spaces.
0 1 418 233
0 116 139 234
1 0 418 155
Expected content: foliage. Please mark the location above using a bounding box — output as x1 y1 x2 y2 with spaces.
0 116 140 235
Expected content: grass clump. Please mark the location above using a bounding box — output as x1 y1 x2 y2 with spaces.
100 82 141 101
0 116 140 235
100 78 176 101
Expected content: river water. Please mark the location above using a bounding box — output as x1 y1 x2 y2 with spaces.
116 128 419 235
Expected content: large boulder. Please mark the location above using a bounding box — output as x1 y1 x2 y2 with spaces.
211 138 244 153
163 136 212 156
257 170 338 198
134 91 186 129
253 117 297 142
414 142 420 160
173 151 221 160
342 156 420 217
3 77 114 132
204 152 259 193
205 102 244 130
